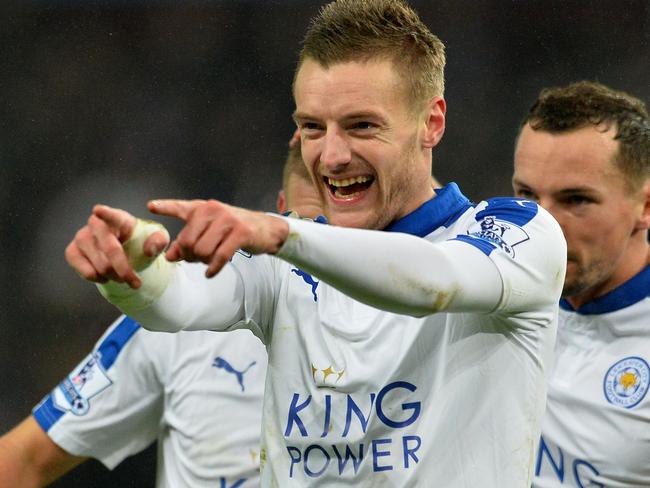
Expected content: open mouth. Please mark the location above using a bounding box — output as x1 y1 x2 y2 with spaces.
325 175 375 200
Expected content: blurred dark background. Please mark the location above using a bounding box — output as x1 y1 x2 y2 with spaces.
1 1 648 486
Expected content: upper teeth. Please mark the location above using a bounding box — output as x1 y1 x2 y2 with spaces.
328 176 372 187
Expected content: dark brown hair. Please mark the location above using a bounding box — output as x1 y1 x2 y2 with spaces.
522 81 650 188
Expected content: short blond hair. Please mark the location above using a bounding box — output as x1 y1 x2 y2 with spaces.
296 0 445 108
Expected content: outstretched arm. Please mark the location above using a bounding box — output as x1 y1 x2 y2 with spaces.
148 198 563 317
148 199 504 315
0 417 86 487
67 198 562 331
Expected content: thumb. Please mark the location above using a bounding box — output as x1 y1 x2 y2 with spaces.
144 231 169 258
123 219 170 271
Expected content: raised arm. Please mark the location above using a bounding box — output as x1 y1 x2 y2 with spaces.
146 198 563 318
0 417 85 488
68 198 563 332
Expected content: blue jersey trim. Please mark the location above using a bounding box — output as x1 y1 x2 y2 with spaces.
560 265 650 315
96 316 141 370
385 182 473 237
32 395 66 433
282 211 328 225
476 197 539 226
31 316 141 432
451 234 497 256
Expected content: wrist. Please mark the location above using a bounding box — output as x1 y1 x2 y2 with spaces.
97 255 176 313
270 215 290 254
262 213 291 255
97 217 173 312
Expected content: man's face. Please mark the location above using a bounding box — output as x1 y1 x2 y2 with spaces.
293 58 441 229
280 173 324 220
513 123 648 305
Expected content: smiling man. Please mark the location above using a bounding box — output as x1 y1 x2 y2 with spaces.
64 1 566 486
512 81 650 488
293 59 437 231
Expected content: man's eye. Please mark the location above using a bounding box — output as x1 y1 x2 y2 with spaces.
355 122 373 129
302 122 321 131
515 189 536 200
566 195 591 205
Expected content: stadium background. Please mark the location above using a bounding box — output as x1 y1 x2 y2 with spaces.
1 1 648 486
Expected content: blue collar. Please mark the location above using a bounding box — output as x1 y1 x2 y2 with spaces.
384 182 473 237
560 265 650 315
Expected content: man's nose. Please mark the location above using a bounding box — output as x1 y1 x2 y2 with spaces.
320 128 351 171
539 198 566 229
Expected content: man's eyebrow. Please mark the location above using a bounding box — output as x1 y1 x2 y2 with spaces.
292 111 313 122
555 186 598 195
344 110 383 119
511 177 530 188
293 110 385 121
512 177 598 196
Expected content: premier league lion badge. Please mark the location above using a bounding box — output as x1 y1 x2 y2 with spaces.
603 356 650 409
52 352 112 415
466 215 530 258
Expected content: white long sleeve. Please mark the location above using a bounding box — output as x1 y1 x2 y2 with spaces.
276 217 503 316
103 218 502 334
97 189 564 342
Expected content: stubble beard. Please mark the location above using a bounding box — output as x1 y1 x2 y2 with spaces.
376 140 424 230
561 258 612 300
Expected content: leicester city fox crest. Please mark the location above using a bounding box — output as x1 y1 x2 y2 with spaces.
603 356 650 409
52 352 112 415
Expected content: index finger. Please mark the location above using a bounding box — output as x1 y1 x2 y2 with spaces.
148 199 205 220
93 204 136 242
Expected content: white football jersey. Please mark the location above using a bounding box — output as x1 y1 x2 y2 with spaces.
118 183 566 487
533 265 650 488
33 315 267 488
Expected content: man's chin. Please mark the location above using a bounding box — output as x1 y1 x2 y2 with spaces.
329 214 368 229
328 210 380 230
561 283 580 299
561 274 595 299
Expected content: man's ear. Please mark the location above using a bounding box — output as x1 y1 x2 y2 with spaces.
422 96 446 149
636 180 650 230
277 190 287 214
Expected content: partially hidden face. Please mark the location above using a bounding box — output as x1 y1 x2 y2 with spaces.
513 123 649 304
283 172 324 220
293 58 440 230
